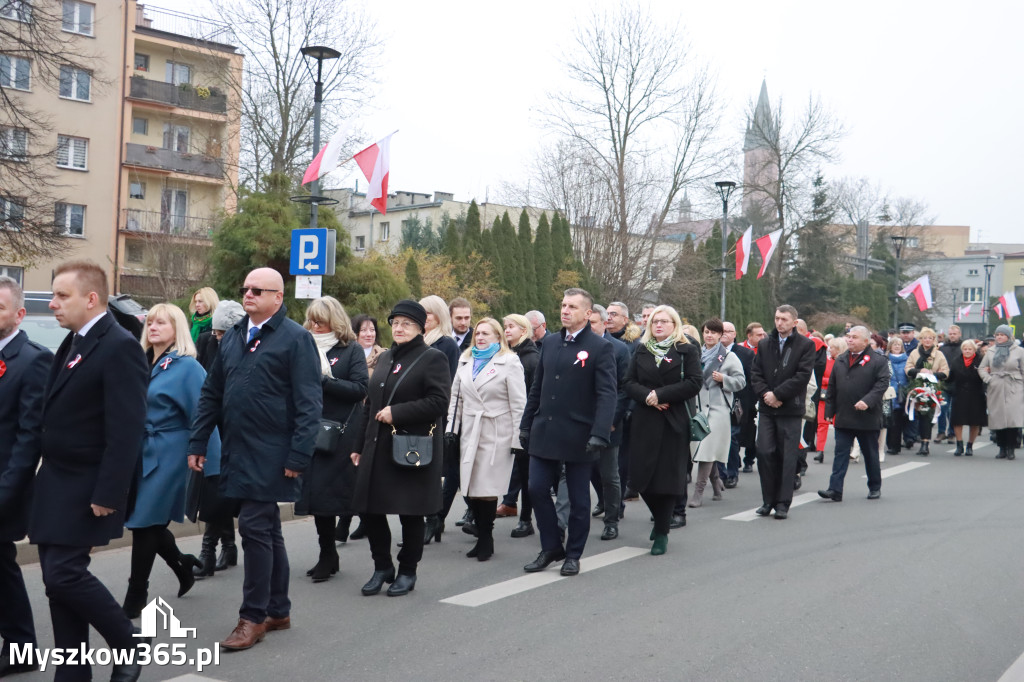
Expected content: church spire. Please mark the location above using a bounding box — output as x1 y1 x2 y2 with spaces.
744 78 772 152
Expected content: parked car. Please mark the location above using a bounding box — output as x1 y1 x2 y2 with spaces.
22 290 149 351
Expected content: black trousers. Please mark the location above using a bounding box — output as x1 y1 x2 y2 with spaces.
38 544 136 682
756 414 802 508
237 501 290 624
529 457 590 559
439 447 462 521
363 514 425 576
128 524 180 587
502 450 533 522
0 541 35 650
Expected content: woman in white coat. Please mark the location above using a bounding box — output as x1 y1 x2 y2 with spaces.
446 317 526 561
689 318 746 507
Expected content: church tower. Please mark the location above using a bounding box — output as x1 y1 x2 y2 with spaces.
742 79 779 229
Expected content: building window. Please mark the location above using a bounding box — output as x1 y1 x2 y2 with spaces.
379 222 389 242
905 237 919 248
55 202 85 236
162 123 190 153
0 1 31 22
0 55 31 91
354 235 365 251
0 265 24 284
963 287 984 303
132 117 148 135
58 65 90 101
129 181 145 199
0 197 25 229
0 126 28 161
134 53 149 72
56 135 88 170
165 61 191 85
647 265 659 281
125 242 144 263
61 1 94 36
967 268 979 277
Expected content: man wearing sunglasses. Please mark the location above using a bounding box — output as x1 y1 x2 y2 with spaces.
189 267 322 652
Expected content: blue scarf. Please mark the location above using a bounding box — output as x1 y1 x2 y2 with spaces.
471 343 500 378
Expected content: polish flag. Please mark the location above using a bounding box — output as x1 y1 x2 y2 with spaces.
754 229 782 279
353 133 395 214
736 226 752 280
301 126 350 186
994 302 1005 320
898 274 933 311
999 291 1021 319
957 304 972 322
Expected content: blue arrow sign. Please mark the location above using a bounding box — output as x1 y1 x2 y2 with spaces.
290 229 328 275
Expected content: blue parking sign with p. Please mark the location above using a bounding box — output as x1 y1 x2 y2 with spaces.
290 229 328 275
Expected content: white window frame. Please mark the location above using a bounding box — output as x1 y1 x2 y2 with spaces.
379 222 389 242
162 123 190 153
0 1 31 22
0 54 31 91
354 235 365 251
125 241 144 263
58 65 91 101
56 135 88 170
165 61 192 86
0 196 25 230
905 237 920 248
132 117 148 135
963 287 984 303
55 202 85 236
0 265 24 285
0 125 28 161
129 181 145 199
967 268 979 277
61 1 94 36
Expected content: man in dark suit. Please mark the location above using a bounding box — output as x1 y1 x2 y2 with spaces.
449 296 473 352
520 288 617 576
751 305 815 520
29 261 149 682
819 326 891 501
0 277 52 677
190 267 322 652
719 321 754 489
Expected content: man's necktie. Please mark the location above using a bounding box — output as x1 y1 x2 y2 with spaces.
247 327 259 344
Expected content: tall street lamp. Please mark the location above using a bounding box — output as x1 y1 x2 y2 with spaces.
983 258 996 330
890 235 908 329
715 180 737 320
292 45 342 228
951 287 958 326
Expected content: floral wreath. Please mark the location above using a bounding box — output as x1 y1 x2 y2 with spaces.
904 373 946 423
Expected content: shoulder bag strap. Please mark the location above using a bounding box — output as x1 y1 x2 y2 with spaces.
383 350 430 407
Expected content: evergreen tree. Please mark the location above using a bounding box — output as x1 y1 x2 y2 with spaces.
442 222 461 262
551 212 573 269
463 199 482 255
782 173 839 317
533 213 555 315
498 211 524 311
517 210 537 310
405 253 422 299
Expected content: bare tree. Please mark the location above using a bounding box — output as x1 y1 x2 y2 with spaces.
0 1 102 263
207 0 382 189
123 232 213 304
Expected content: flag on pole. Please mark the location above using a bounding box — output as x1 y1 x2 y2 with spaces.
754 228 782 279
352 133 395 214
736 226 752 280
994 302 1005 320
301 126 351 186
897 274 933 311
957 304 972 321
999 291 1021 319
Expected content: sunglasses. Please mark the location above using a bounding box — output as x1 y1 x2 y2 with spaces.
238 286 280 297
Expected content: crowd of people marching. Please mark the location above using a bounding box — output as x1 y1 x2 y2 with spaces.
1 261 1022 680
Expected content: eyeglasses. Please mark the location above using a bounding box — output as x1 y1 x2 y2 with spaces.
391 319 418 330
238 286 280 297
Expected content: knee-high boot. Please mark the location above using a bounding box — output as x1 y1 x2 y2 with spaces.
472 500 496 562
688 463 711 508
193 526 217 578
710 465 724 501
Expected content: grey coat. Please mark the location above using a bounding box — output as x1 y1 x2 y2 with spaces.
979 345 1024 429
692 351 745 463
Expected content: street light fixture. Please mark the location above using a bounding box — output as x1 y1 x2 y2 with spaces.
983 258 996 330
714 180 737 320
890 235 908 328
291 45 342 227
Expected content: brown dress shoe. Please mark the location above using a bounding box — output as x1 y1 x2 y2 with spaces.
265 616 291 631
221 618 267 651
495 504 518 517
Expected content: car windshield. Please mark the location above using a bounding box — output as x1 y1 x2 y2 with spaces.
20 315 68 352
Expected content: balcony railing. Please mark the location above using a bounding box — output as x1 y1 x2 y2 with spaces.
125 142 224 180
129 76 228 114
122 208 218 239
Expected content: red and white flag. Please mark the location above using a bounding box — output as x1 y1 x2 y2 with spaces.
999 291 1021 318
353 133 395 214
736 226 752 280
898 274 933 311
957 304 972 321
754 229 782 279
994 302 1006 320
301 126 351 186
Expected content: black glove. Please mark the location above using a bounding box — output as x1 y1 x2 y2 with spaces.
585 436 608 453
519 429 531 451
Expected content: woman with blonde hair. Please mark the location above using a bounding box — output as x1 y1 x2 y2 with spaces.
419 295 460 380
497 314 541 532
446 318 527 560
123 303 220 617
189 287 220 343
906 327 949 455
296 296 368 581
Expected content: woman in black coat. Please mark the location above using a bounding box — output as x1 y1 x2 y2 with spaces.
623 305 702 556
948 339 987 456
499 313 541 533
296 297 369 582
350 300 451 597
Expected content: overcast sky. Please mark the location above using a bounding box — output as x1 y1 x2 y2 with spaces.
176 0 1023 243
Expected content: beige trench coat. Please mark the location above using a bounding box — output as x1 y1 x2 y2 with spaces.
446 352 527 497
979 344 1024 429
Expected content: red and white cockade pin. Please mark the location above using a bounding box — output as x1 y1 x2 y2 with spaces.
67 353 83 369
0 360 6 379
330 357 339 366
664 357 673 363
486 366 496 376
159 357 173 370
860 354 870 366
392 363 402 374
249 340 260 353
574 350 589 367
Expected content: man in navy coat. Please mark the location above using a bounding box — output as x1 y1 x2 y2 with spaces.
520 288 617 576
0 277 52 677
29 261 149 682
189 268 321 652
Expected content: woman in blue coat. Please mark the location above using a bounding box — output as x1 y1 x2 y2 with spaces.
123 303 220 618
884 337 910 455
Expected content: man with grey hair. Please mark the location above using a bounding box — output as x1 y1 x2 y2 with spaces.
819 326 890 502
606 301 642 350
525 310 548 344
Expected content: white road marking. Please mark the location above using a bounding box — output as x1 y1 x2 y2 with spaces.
1000 650 1024 682
725 462 930 522
440 546 648 607
945 440 992 454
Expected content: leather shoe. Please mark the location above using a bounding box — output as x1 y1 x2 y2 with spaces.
755 504 773 516
455 509 471 526
361 568 396 596
109 634 149 682
813 452 824 463
496 503 517 517
793 476 802 490
591 503 604 517
818 489 842 502
741 465 753 473
560 558 580 576
622 487 639 501
669 514 686 529
524 549 566 573
774 505 789 520
510 520 535 538
867 490 881 500
386 574 416 596
221 618 266 651
600 524 618 540
264 616 290 632
723 476 738 489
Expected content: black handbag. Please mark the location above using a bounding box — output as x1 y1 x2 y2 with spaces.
685 395 711 442
720 384 743 425
381 352 434 469
314 405 356 455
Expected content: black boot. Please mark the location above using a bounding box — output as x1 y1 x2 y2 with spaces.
423 515 443 545
996 446 1008 459
335 515 352 543
917 441 930 456
1009 449 1017 461
122 579 148 619
171 552 201 598
473 501 496 561
965 442 974 456
215 528 237 571
954 441 964 456
193 528 217 579
465 501 483 558
308 544 340 583
349 517 367 540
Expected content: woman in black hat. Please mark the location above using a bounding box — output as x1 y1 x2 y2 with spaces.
349 300 451 596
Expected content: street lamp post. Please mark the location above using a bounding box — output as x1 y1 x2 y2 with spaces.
296 45 341 228
714 180 737 320
951 287 958 326
891 235 908 329
983 259 996 330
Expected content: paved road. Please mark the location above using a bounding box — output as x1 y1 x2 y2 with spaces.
14 440 1024 681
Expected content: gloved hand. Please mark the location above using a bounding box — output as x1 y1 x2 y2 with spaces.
519 429 531 451
585 436 608 453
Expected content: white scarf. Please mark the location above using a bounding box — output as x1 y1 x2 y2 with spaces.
311 331 337 376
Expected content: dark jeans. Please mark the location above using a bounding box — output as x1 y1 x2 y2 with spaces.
439 447 462 520
590 444 621 523
756 414 802 508
0 541 35 650
642 492 676 536
39 544 136 682
363 514 425 576
903 412 919 444
829 428 882 494
718 423 742 480
237 500 290 624
529 457 591 560
502 450 532 522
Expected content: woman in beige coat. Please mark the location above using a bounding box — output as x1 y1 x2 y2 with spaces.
979 324 1024 460
446 317 526 561
906 327 950 456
